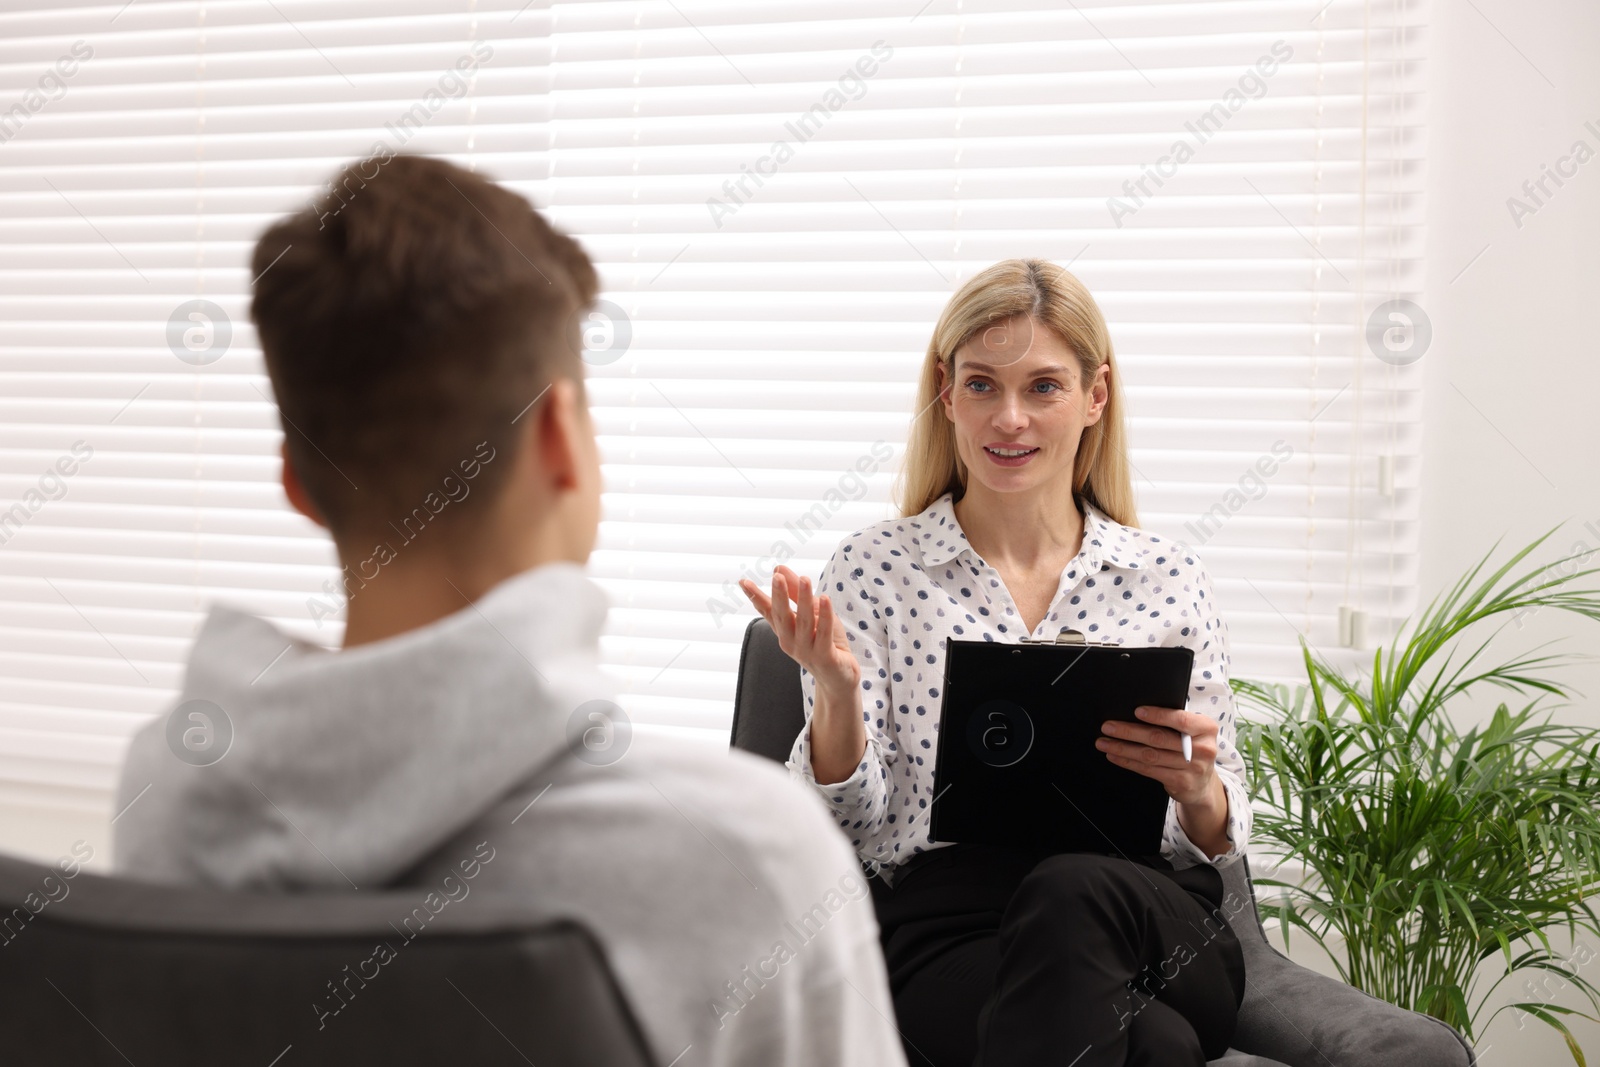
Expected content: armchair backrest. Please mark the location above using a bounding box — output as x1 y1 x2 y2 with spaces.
0 852 656 1066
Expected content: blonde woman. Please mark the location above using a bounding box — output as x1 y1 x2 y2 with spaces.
740 260 1249 1066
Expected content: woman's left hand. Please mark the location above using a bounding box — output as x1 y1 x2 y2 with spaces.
1095 705 1217 807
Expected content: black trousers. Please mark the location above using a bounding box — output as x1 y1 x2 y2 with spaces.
873 843 1248 1067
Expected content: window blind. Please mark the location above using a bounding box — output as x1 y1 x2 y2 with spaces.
0 0 1428 821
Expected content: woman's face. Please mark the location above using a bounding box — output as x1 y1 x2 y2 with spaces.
937 314 1109 497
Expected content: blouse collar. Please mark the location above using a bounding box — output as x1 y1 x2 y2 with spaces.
914 490 1147 573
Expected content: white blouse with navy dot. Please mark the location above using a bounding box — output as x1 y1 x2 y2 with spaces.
786 490 1251 876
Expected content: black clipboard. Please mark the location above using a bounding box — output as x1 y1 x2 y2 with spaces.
928 630 1194 857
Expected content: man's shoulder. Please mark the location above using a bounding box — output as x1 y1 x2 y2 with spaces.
516 733 861 880
611 730 812 793
455 733 873 971
590 734 849 847
446 736 899 1067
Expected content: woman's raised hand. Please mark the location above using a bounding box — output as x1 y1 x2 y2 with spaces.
739 565 862 698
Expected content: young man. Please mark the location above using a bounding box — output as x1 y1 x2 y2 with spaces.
111 153 907 1067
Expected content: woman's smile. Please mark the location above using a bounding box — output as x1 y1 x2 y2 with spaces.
983 442 1040 467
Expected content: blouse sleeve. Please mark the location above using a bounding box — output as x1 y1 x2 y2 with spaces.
1161 552 1252 870
785 538 900 864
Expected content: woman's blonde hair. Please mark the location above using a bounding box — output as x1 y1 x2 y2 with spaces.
894 258 1138 526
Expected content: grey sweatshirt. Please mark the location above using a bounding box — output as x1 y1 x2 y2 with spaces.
112 561 908 1067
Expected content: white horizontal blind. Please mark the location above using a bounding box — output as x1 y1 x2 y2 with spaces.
545 0 1428 724
0 0 553 814
0 0 1427 818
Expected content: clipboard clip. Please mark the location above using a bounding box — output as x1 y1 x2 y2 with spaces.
1019 628 1119 647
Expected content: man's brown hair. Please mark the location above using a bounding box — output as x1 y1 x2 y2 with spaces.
250 153 598 538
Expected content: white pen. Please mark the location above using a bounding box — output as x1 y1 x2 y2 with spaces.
1181 730 1192 763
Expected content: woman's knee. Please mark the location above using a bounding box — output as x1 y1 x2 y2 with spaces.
1001 853 1140 934
1016 852 1139 903
1124 996 1207 1067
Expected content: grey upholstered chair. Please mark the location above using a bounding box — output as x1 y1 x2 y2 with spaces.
0 852 655 1066
731 617 1477 1067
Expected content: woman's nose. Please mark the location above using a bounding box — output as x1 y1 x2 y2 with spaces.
994 395 1027 430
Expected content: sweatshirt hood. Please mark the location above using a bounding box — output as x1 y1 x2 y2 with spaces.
112 561 615 890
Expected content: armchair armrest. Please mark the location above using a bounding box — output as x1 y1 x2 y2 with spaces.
1221 859 1476 1067
1233 932 1476 1067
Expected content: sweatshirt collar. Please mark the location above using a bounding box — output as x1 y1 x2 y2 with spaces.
113 560 615 890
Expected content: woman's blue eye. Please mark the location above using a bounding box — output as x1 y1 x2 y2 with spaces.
962 379 1061 394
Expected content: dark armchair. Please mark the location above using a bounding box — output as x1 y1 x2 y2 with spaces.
731 617 1477 1067
0 851 655 1066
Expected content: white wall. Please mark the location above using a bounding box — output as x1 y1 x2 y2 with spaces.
1267 2 1600 1063
1413 0 1599 1062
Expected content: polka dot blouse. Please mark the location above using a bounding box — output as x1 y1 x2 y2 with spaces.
786 490 1251 877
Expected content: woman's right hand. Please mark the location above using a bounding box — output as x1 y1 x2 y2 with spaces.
739 564 862 698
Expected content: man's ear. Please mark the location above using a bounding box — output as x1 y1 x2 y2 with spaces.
534 377 585 491
280 442 328 528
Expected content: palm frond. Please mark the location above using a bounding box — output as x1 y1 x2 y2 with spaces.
1235 529 1600 1065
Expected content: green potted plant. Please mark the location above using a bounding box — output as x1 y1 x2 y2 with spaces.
1233 528 1600 1064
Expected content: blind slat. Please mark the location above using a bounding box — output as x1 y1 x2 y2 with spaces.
0 0 1428 803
